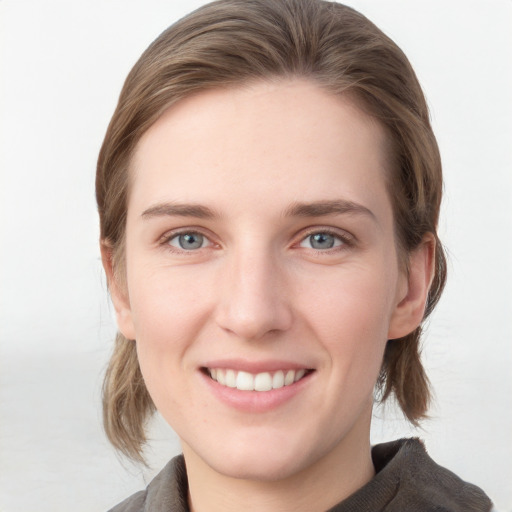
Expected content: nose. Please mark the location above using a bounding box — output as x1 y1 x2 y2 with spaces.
215 246 293 341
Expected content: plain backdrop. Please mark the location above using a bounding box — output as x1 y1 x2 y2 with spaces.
1 1 511 511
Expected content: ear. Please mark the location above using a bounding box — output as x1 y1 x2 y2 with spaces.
100 241 137 341
388 234 436 340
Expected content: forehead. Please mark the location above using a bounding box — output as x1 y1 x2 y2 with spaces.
129 79 391 220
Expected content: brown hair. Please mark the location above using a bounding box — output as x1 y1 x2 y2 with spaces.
97 0 446 462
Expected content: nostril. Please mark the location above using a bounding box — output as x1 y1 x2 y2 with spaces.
215 298 293 341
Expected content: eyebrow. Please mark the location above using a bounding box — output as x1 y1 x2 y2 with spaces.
141 202 218 219
141 199 375 221
283 200 376 220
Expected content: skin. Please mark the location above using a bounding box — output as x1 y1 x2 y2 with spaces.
103 79 434 512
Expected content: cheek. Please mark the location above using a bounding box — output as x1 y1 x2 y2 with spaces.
301 262 398 373
128 263 214 349
129 270 207 414
304 263 397 333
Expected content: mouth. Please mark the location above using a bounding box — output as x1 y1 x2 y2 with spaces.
203 367 313 392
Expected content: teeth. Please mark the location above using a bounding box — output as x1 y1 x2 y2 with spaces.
254 372 272 391
236 371 254 391
295 369 306 381
217 369 226 386
272 370 284 389
208 368 308 391
284 370 295 386
225 369 236 388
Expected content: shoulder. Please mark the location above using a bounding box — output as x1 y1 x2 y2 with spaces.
107 455 189 512
372 438 493 512
330 438 492 511
108 490 146 512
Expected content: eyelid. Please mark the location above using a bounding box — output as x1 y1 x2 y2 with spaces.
156 225 356 253
295 226 356 249
159 227 218 252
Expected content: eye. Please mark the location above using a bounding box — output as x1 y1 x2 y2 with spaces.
167 232 210 251
299 231 345 250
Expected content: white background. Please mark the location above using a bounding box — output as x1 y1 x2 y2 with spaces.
1 1 511 510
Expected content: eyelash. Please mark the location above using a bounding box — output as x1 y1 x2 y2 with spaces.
297 228 354 253
160 229 215 253
159 227 354 254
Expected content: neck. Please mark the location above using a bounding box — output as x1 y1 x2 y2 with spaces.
183 414 375 512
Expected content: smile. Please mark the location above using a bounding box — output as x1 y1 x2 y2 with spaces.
207 368 310 392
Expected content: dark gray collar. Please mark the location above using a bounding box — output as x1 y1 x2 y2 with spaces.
109 438 492 512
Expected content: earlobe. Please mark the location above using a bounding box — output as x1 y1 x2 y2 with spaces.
100 241 137 341
388 234 436 340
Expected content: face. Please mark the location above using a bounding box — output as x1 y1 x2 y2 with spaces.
110 80 424 482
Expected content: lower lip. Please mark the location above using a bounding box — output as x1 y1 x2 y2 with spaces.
200 370 314 413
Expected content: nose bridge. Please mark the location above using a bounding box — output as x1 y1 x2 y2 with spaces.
215 239 292 340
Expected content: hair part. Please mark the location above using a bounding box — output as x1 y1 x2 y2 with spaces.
97 0 446 462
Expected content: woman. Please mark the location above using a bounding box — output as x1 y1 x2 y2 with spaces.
97 0 492 510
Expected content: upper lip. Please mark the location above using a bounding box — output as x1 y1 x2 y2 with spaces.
201 359 314 373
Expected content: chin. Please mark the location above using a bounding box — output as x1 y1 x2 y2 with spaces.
198 432 327 482
212 452 310 482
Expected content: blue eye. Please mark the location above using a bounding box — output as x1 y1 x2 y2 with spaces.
168 232 208 250
300 232 343 250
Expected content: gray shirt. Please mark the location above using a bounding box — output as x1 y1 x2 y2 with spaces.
108 438 492 512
